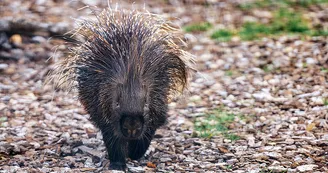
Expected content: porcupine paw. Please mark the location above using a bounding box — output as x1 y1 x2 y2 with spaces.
128 128 155 160
128 140 149 160
109 162 127 171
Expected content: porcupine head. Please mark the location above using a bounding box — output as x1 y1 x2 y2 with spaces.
47 8 194 170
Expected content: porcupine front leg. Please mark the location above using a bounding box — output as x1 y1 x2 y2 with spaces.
102 130 127 170
128 128 156 160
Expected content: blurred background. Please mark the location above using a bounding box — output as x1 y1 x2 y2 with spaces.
0 0 327 172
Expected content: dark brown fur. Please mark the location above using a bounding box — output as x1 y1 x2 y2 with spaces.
47 8 194 170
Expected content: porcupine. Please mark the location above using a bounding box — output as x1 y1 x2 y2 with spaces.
47 8 194 170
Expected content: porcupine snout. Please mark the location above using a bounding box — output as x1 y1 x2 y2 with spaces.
120 115 144 139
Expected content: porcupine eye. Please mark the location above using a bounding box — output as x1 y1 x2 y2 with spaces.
144 102 149 112
114 83 123 109
142 84 149 111
115 94 121 109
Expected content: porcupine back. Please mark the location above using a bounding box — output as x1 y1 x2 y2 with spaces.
48 8 194 128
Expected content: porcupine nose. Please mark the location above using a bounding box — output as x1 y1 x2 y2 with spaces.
120 116 143 139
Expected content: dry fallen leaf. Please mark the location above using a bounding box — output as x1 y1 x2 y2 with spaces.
306 123 316 131
9 34 23 45
147 162 156 168
218 146 229 153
